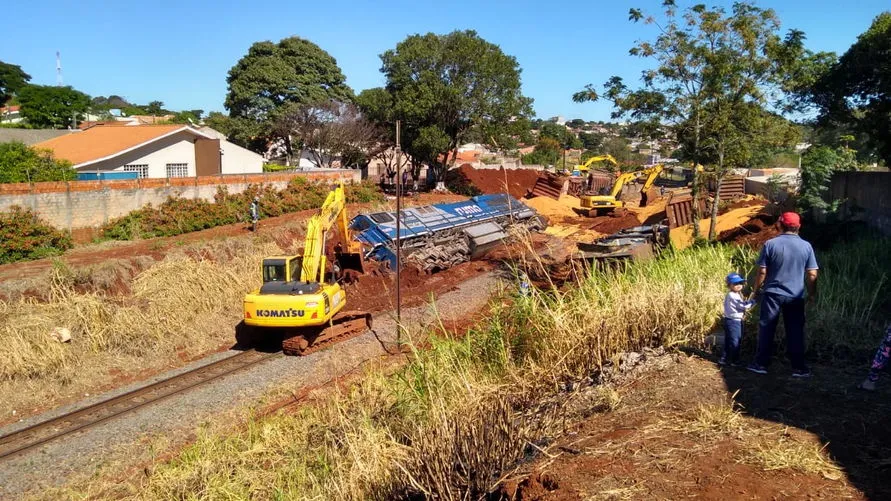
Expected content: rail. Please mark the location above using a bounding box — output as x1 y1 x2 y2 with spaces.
0 349 279 460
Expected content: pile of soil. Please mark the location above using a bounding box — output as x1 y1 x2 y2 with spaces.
343 260 495 313
589 212 643 234
524 195 582 221
448 164 543 198
717 213 779 247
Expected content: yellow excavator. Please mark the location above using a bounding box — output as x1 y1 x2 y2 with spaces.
579 164 664 215
242 181 370 355
573 154 618 174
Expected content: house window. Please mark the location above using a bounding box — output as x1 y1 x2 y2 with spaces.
166 163 189 178
123 164 149 179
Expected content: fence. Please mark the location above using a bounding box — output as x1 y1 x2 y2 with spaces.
827 171 891 234
0 170 360 241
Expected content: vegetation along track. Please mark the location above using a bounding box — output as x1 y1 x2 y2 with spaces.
0 349 279 460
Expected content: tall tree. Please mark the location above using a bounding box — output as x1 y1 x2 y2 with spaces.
810 12 891 165
273 100 383 169
145 100 166 116
0 61 31 106
225 36 353 159
17 85 90 129
573 1 818 239
379 30 533 187
356 87 411 181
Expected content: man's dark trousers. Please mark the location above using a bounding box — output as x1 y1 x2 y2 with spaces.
755 292 807 370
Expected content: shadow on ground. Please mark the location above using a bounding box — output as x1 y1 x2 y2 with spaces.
707 349 891 499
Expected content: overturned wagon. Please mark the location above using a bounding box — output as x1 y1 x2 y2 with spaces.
350 193 547 272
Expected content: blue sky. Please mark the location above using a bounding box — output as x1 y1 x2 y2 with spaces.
3 0 888 121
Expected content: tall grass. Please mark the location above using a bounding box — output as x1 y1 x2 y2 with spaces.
806 235 891 357
0 238 279 383
115 245 739 500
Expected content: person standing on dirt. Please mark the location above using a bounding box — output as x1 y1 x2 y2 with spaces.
747 212 819 377
720 273 755 366
586 171 594 193
249 196 260 232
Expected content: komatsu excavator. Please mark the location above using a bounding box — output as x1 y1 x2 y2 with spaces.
242 181 370 355
579 164 664 216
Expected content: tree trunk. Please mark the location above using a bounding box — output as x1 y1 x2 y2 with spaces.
691 112 702 239
708 147 725 241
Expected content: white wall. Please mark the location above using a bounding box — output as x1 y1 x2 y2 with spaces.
220 139 263 174
80 130 198 178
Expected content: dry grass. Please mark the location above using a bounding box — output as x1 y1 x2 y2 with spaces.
52 242 741 500
0 237 282 411
743 429 843 479
682 392 745 440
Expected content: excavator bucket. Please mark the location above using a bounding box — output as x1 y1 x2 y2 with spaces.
336 251 365 274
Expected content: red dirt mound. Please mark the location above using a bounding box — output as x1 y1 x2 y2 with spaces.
453 164 543 198
590 212 642 234
717 212 779 247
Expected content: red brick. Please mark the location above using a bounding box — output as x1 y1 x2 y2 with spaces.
0 183 32 195
138 178 167 189
196 175 225 186
168 177 197 187
68 180 103 192
103 180 139 190
32 182 69 194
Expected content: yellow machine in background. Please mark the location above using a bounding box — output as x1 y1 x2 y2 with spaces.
579 164 664 215
572 154 618 174
242 181 369 355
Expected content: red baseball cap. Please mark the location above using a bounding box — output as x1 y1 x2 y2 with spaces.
779 212 800 228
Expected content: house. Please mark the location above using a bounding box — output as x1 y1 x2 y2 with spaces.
0 128 76 145
34 124 263 178
0 105 23 124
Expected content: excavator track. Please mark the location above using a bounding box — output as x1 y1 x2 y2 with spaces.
281 310 373 356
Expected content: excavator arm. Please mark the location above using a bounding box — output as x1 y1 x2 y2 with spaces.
608 172 639 197
640 164 664 192
300 181 358 283
576 154 618 173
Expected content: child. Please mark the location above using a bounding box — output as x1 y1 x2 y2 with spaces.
721 273 755 366
859 325 891 391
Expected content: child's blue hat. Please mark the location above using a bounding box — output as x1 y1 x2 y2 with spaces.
726 272 746 284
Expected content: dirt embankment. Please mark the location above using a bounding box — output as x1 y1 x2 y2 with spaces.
448 164 543 198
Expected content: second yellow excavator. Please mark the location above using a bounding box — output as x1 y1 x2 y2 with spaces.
242 181 370 355
579 164 664 215
568 154 619 176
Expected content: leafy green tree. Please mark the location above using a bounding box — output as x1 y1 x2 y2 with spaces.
798 145 859 212
566 118 586 129
170 110 201 124
145 101 166 116
0 61 31 106
0 142 76 183
573 1 818 239
579 131 603 151
521 137 561 166
225 36 353 157
810 12 891 165
379 30 533 187
17 85 90 129
204 111 233 136
539 122 582 149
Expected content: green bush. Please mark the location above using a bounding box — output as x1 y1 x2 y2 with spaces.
0 141 76 183
101 179 384 240
0 206 72 264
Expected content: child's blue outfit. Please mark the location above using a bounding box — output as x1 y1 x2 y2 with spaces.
722 291 754 365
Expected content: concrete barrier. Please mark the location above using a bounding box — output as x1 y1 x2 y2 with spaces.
0 170 360 239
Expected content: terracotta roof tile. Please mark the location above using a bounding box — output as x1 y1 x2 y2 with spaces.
35 125 190 165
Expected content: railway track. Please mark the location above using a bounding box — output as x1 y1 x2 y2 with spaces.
0 349 279 460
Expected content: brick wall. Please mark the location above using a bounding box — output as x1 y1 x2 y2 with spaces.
0 170 360 239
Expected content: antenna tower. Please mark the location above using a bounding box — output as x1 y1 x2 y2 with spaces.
56 51 63 86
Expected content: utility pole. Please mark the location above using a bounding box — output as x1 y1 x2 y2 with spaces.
395 120 403 347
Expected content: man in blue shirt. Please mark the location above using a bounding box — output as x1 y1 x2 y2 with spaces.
748 212 819 377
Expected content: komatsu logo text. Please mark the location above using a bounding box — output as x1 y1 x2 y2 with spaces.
256 308 304 318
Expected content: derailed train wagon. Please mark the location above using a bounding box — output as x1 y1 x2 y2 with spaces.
350 193 547 272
